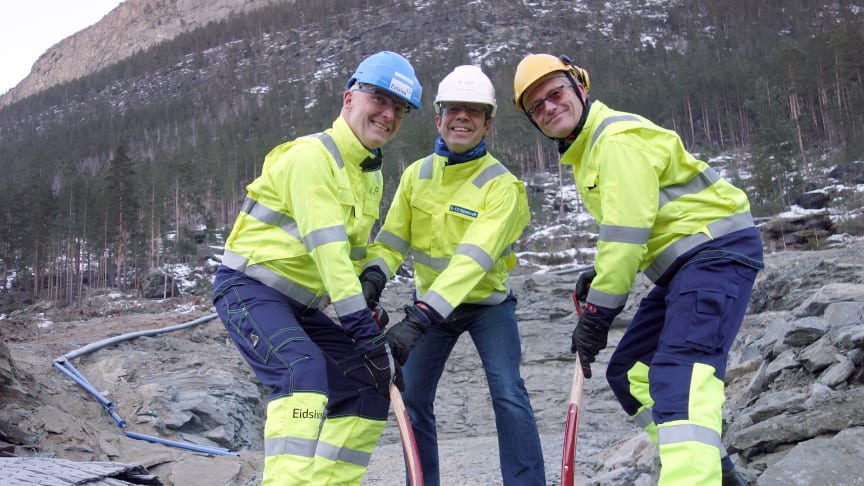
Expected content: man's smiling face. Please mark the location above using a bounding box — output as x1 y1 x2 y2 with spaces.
435 103 491 154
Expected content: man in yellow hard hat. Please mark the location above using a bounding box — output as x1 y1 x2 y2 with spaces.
212 51 422 485
362 65 546 485
513 53 764 485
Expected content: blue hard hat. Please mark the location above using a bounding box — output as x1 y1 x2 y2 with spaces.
346 51 423 110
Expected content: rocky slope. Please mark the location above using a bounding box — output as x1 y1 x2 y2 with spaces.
0 0 292 107
1 239 864 485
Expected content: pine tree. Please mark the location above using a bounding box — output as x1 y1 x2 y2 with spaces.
104 143 141 290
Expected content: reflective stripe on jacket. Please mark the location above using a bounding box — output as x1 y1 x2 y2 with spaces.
559 101 754 310
366 152 530 318
223 116 382 323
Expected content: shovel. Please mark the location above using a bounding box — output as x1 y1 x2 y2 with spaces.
561 288 586 486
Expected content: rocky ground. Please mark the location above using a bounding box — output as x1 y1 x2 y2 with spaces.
2 238 864 485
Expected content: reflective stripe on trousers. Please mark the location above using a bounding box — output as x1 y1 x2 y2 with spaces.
212 266 389 485
263 393 327 485
263 395 386 485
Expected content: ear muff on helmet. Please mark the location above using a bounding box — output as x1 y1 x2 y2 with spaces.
513 54 589 113
558 55 590 93
347 51 423 110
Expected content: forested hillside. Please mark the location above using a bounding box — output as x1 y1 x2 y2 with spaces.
0 0 862 305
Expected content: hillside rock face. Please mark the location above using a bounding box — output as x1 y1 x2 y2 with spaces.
1 240 863 485
0 0 291 107
0 0 693 116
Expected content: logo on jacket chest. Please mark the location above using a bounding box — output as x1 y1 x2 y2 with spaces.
449 205 478 218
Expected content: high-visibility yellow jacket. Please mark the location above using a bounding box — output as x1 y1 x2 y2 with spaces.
366 152 530 319
560 101 754 311
221 116 383 342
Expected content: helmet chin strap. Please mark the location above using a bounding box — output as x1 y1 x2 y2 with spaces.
524 74 590 151
554 55 590 153
556 90 590 154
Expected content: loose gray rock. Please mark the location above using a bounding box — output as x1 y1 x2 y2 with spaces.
756 427 864 486
2 240 864 485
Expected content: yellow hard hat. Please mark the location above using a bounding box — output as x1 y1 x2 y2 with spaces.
513 54 590 112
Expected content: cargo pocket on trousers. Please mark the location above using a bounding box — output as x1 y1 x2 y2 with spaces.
680 283 738 353
214 283 269 364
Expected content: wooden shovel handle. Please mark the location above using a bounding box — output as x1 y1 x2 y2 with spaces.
391 383 424 486
562 287 586 486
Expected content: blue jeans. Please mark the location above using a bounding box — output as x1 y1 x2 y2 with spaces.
400 295 546 486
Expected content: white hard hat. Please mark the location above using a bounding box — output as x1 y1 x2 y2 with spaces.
434 65 497 117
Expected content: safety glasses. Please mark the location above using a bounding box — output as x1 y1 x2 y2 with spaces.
439 103 488 118
527 84 576 118
355 84 412 117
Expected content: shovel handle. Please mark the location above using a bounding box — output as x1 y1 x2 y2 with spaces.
561 353 584 486
391 383 424 486
571 287 584 318
562 288 587 486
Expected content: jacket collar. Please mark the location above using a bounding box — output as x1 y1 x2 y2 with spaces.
332 116 381 170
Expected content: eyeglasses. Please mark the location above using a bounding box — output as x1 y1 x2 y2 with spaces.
355 84 412 117
527 84 575 118
440 103 488 118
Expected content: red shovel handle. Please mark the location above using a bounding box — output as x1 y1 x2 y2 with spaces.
391 384 424 486
562 287 586 486
373 306 389 329
572 288 584 318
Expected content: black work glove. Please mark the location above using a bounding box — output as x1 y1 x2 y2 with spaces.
360 267 387 308
574 267 596 303
386 304 433 365
362 335 404 398
571 312 609 379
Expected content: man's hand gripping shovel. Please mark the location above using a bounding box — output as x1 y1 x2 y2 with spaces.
561 288 586 486
373 306 424 486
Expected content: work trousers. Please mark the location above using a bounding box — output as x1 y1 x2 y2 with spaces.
212 266 389 485
400 295 546 486
606 229 763 485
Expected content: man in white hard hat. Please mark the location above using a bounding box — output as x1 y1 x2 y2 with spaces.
361 65 546 485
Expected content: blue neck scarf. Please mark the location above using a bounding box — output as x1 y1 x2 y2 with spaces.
434 136 487 165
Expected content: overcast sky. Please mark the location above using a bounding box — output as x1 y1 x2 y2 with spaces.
0 0 124 95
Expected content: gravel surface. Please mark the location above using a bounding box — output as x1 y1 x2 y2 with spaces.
361 273 647 485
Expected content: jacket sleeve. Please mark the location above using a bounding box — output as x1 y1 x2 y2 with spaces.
365 164 416 278
587 134 662 310
280 142 378 343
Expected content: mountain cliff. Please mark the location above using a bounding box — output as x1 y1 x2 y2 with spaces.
0 0 292 108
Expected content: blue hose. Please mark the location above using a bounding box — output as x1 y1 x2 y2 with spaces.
51 312 237 457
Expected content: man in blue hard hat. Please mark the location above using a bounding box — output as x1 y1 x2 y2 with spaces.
211 51 422 485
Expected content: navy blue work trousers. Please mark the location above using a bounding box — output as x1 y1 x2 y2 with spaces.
211 266 389 419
